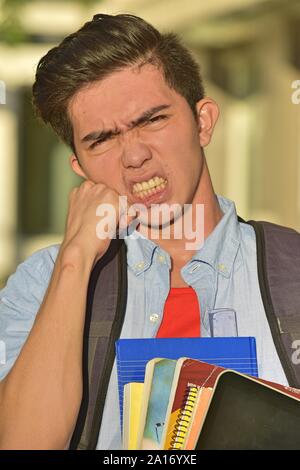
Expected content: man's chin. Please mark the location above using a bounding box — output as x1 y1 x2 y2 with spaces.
137 204 183 231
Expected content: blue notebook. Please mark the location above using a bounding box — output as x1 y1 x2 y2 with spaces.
115 337 258 426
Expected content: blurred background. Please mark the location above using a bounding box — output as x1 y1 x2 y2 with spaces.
0 0 300 286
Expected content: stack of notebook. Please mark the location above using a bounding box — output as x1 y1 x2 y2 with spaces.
116 337 300 450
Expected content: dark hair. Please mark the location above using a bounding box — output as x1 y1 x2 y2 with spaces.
32 13 205 152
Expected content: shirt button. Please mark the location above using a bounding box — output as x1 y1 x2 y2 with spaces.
135 261 145 270
218 263 227 272
158 255 165 263
149 313 159 323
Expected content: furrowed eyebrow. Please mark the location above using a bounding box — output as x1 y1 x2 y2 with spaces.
129 104 171 127
81 128 120 145
81 104 171 145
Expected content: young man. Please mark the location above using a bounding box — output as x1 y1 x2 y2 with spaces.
0 14 292 449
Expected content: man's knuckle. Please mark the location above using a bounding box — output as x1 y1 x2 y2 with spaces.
82 180 94 189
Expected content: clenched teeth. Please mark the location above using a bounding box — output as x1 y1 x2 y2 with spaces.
133 176 167 195
136 184 167 199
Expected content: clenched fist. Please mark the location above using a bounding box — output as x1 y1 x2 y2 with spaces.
62 180 138 264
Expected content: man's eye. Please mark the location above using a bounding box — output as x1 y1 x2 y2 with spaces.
148 115 167 124
90 139 103 149
90 136 114 150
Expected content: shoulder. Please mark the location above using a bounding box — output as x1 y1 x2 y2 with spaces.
20 244 60 277
235 218 300 264
0 244 61 380
237 219 257 256
0 244 60 315
239 219 300 243
4 243 60 287
242 220 300 253
237 220 300 277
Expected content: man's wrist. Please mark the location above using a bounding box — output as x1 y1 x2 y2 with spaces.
58 239 97 273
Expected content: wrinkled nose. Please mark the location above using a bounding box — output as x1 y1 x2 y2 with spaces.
121 139 152 169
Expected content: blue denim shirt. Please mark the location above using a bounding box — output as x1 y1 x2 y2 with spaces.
0 196 287 449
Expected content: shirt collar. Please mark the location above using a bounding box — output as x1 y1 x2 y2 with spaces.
124 195 241 278
190 195 241 278
124 230 159 275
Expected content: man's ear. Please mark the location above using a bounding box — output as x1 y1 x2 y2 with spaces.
195 98 220 148
69 154 88 179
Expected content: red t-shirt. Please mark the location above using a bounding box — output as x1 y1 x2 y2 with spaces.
156 287 200 338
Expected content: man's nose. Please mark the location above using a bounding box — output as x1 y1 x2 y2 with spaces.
121 136 152 169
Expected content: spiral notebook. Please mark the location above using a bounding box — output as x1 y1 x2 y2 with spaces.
116 337 258 428
161 358 224 449
195 369 300 450
170 384 199 449
162 359 300 450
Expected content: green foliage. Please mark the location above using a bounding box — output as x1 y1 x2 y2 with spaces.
0 0 28 44
0 0 98 44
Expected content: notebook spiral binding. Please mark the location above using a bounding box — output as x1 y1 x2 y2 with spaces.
169 385 199 450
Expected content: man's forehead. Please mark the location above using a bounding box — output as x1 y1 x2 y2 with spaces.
69 64 176 130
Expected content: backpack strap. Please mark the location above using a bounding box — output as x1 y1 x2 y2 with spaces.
69 239 128 450
247 220 300 388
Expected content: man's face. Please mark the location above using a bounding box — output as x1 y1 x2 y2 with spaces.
69 64 215 226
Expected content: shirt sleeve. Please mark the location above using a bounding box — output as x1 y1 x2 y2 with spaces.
0 245 60 381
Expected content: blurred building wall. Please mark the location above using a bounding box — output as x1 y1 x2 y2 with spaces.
0 0 300 285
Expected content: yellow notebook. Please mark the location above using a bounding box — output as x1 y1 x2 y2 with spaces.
122 382 144 450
